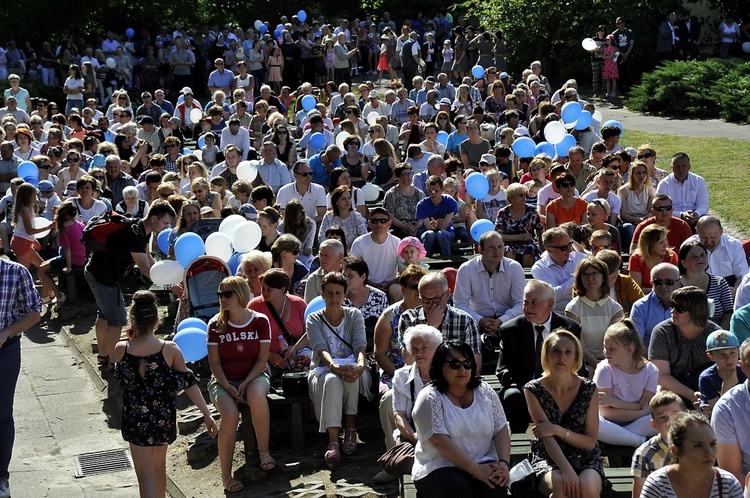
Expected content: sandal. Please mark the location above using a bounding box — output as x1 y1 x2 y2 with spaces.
259 450 275 471
97 355 110 369
342 428 358 455
324 441 340 471
223 477 244 493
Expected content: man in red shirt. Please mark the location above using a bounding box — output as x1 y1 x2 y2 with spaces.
630 194 692 254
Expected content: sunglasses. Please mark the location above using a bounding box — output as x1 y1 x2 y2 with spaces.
400 171 413 177
160 193 171 199
92 175 105 180
295 171 313 177
669 302 689 313
217 290 236 299
67 157 80 163
368 129 378 134
445 358 473 370
39 164 51 170
348 141 360 146
291 248 300 255
654 278 677 286
591 244 610 251
112 114 121 117
653 205 673 212
370 218 389 224
637 152 653 159
556 181 575 188
548 241 574 251
277 129 288 134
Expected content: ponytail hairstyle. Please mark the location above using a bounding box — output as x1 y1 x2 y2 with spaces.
604 319 646 361
54 200 79 232
127 290 159 339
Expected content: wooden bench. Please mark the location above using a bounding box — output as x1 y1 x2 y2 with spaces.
238 388 308 458
46 266 87 304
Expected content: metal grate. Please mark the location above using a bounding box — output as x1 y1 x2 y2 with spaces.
74 448 133 478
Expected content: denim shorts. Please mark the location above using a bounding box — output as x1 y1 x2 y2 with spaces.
85 272 127 327
207 375 269 404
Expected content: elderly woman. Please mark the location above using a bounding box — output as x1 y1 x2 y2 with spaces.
207 277 273 494
239 250 272 297
319 186 368 252
412 340 511 497
648 286 721 408
270 234 308 295
677 241 733 329
307 272 369 469
115 185 148 219
494 183 544 267
69 175 108 223
524 330 605 498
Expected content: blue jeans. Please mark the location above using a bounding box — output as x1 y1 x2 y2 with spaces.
619 223 635 253
65 99 84 115
0 338 21 479
421 230 455 258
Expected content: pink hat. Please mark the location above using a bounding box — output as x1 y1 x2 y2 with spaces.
398 237 427 260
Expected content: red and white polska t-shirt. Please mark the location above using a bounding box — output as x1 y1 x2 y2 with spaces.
207 310 271 381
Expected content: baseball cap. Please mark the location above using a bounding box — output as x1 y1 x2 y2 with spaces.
439 98 452 106
368 90 379 99
425 76 436 83
181 86 193 95
239 203 258 220
706 330 740 352
479 153 496 165
514 126 530 137
66 180 77 192
38 180 54 192
138 116 155 125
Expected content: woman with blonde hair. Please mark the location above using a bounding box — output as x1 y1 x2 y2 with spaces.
629 224 677 293
240 250 272 296
617 160 654 249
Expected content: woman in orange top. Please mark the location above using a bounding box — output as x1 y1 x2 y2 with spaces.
628 224 677 294
545 173 588 228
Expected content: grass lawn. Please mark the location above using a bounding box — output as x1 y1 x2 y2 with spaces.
621 129 750 238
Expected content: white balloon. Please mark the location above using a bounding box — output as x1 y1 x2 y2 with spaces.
544 121 567 145
361 183 382 202
367 112 379 126
254 20 263 30
204 232 234 262
106 58 116 69
192 149 203 161
592 110 603 122
335 132 350 151
581 38 598 51
33 217 51 239
150 260 185 287
189 108 203 123
232 221 262 253
43 121 52 131
219 214 247 237
236 160 258 181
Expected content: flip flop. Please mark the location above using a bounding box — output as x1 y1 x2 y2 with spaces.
342 428 358 455
259 451 275 471
325 441 340 471
224 477 244 493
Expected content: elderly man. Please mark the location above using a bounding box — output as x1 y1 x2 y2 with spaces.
435 72 456 101
565 146 597 193
0 97 29 125
351 207 402 301
173 88 202 137
398 272 482 366
254 142 292 194
0 142 21 193
104 155 136 206
220 117 251 160
304 239 345 303
254 85 285 112
655 152 709 229
276 160 327 222
362 90 388 119
683 216 748 288
630 263 681 347
454 231 525 336
334 33 357 86
531 227 589 312
207 58 234 95
413 154 444 194
153 89 174 116
630 194 693 254
390 87 416 127
494 279 584 432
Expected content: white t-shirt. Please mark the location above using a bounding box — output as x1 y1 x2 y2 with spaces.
276 182 327 218
582 190 622 215
71 198 107 223
64 77 85 101
350 233 401 284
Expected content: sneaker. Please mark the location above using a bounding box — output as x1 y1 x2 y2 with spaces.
0 477 9 498
373 470 397 484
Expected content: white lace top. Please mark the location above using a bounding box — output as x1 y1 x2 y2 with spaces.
412 381 509 481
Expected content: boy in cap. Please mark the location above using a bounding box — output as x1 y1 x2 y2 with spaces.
699 330 746 414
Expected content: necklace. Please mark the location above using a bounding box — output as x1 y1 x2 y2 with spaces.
280 296 287 317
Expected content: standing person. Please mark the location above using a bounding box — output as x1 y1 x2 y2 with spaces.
63 64 85 115
113 291 218 498
589 26 607 99
611 17 635 94
601 36 619 99
334 34 357 86
0 257 42 498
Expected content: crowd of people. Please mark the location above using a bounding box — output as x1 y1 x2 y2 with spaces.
2 9 750 498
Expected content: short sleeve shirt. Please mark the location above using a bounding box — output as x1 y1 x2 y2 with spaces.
207 310 271 380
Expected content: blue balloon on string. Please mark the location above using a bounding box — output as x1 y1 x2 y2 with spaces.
436 130 449 146
535 141 556 157
197 135 206 149
297 10 307 23
470 219 494 243
174 232 205 268
274 29 282 39
555 134 577 157
92 154 106 167
601 120 623 135
173 328 208 362
182 148 191 155
23 176 38 187
465 172 489 200
560 101 582 124
304 296 326 322
512 137 535 157
309 132 326 149
17 161 38 180
574 110 593 130
176 318 208 334
177 95 184 104
301 95 317 112
157 229 171 255
471 65 485 79
227 252 245 275
259 24 268 34
126 28 135 39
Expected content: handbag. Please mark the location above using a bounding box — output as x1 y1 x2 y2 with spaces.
377 440 415 477
281 371 308 396
508 458 535 496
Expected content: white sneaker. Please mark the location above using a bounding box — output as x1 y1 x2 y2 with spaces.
0 477 10 498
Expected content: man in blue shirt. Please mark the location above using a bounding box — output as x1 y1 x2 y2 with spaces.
631 263 680 347
207 58 234 96
416 176 458 258
308 145 341 189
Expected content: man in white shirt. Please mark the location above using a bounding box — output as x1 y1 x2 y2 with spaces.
219 118 252 160
254 142 292 194
350 207 402 301
454 231 525 335
276 161 327 223
581 168 621 224
531 227 588 312
655 152 709 229
683 216 748 288
362 90 388 119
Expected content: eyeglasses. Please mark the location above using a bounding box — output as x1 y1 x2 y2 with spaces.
291 248 300 255
369 218 389 224
591 244 610 251
67 157 80 163
669 302 689 313
653 278 677 286
530 166 546 172
217 290 236 299
118 97 127 101
637 152 653 159
295 171 313 177
166 145 176 149
445 358 473 370
582 271 603 279
368 129 378 134
548 241 574 251
555 180 575 188
420 291 447 305
348 141 360 146
346 110 355 114
653 205 673 212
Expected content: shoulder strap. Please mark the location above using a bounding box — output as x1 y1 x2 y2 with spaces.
715 468 723 498
321 316 354 350
265 299 296 346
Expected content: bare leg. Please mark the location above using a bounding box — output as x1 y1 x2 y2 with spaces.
129 443 158 498
246 379 272 466
215 395 240 489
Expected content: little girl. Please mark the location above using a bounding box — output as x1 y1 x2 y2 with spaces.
397 237 429 273
442 40 454 75
593 319 659 447
376 36 389 83
324 40 336 83
38 201 86 311
10 182 56 302
114 291 218 497
199 132 219 169
210 176 231 207
267 47 283 95
602 34 620 98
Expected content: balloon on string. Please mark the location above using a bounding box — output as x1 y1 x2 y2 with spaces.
232 221 262 253
361 183 381 202
219 214 247 237
92 154 106 167
204 232 234 263
236 160 258 181
336 132 351 150
17 161 38 180
301 95 317 112
157 229 171 254
197 135 206 149
173 328 208 362
177 95 184 104
309 132 326 149
106 58 116 69
367 112 379 126
276 24 285 33
258 24 267 34
601 119 623 135
471 65 485 79
182 147 191 155
470 219 494 243
33 217 51 239
304 296 325 322
543 121 567 145
126 28 135 39
535 141 556 158
226 252 244 275
512 137 536 157
43 122 52 131
176 317 208 334
297 10 307 23
189 108 203 123
150 260 185 287
574 110 593 130
743 42 750 53
23 176 38 187
254 20 263 30
560 101 582 124
555 134 577 157
465 172 489 200
274 29 282 39
592 110 603 122
581 38 598 51
192 150 203 161
174 232 206 268
436 130 449 146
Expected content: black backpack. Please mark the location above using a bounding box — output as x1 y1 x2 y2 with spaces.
81 210 140 253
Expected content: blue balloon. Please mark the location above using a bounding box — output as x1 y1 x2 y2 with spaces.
182 147 191 155
176 318 208 334
157 229 171 255
175 232 205 268
555 134 577 157
23 176 38 187
301 94 317 112
309 132 326 149
197 135 206 149
436 130 449 146
259 24 268 34
92 154 106 167
535 141 556 157
173 328 208 362
227 252 245 275
512 137 536 157
574 110 593 130
177 95 184 105
17 161 38 180
465 172 490 200
470 219 494 243
471 65 485 79
304 296 326 322
274 29 282 39
560 101 582 124
601 120 623 135
297 10 307 23
126 28 135 39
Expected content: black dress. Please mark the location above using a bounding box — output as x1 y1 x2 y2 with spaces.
114 342 197 446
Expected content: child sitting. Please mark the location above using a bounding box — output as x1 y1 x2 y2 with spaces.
523 179 542 209
630 390 686 498
589 229 613 255
442 177 471 243
200 132 220 169
397 237 429 273
699 330 746 417
475 169 507 224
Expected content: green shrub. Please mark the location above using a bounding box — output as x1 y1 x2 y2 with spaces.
626 59 750 123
